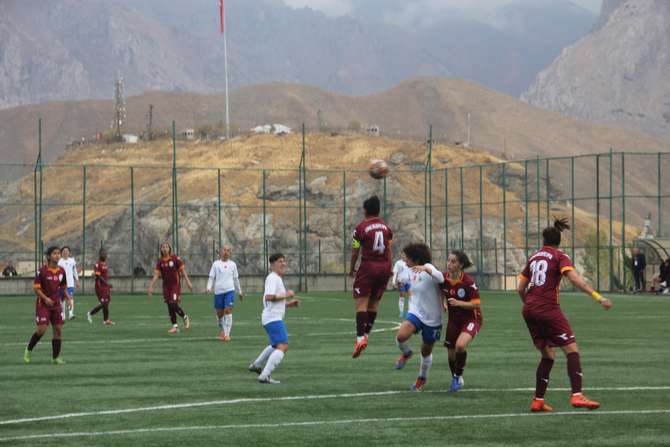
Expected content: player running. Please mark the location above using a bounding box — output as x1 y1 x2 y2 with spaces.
207 245 244 341
441 250 482 392
248 253 300 384
24 246 70 365
518 218 612 412
349 195 393 358
148 241 193 333
87 248 114 325
57 246 79 320
393 254 411 318
393 243 444 391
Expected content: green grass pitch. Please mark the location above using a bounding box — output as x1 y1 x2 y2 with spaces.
1 290 669 446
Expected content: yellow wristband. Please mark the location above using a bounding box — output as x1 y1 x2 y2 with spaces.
591 291 603 302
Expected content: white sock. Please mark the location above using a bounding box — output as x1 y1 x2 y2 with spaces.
419 354 433 378
223 314 233 336
218 316 225 330
253 345 275 368
396 338 412 355
69 302 74 317
260 349 284 379
399 297 404 314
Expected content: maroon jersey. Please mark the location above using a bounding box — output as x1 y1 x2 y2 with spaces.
94 261 111 297
352 217 393 263
33 266 66 301
441 272 482 322
520 246 574 313
155 255 184 299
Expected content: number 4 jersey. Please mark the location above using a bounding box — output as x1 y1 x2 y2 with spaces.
519 246 574 313
352 217 393 263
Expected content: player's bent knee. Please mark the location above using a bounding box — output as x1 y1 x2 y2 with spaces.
276 343 288 353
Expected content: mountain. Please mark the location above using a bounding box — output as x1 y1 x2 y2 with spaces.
523 0 670 136
0 0 595 109
1 78 668 168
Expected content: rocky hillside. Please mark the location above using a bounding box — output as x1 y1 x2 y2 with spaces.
523 0 670 136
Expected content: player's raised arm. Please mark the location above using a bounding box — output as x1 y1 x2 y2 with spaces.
563 269 612 310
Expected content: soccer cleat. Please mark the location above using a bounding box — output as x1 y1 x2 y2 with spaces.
68 314 75 320
411 376 426 392
218 332 227 341
458 376 464 387
86 312 93 324
23 349 31 364
530 398 553 412
223 335 231 342
258 375 281 384
352 336 368 358
449 375 462 392
103 320 115 326
167 326 179 334
52 357 65 365
184 315 191 330
248 363 262 374
394 351 413 369
570 393 600 410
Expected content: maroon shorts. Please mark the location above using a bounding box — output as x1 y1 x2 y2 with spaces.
35 301 63 326
445 317 481 348
523 307 575 349
96 290 111 304
353 262 392 300
163 289 181 304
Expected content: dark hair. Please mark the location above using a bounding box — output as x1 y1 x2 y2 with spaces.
543 217 570 247
363 195 381 217
99 247 107 257
45 246 60 257
449 250 473 269
403 242 432 265
61 245 71 252
269 253 285 264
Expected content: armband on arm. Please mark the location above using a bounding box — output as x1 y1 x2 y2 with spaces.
591 291 603 302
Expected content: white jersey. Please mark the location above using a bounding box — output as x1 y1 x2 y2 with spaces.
407 263 444 327
57 257 78 288
207 260 242 295
262 272 287 325
392 259 411 284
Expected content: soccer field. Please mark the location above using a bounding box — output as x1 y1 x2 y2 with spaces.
1 291 669 446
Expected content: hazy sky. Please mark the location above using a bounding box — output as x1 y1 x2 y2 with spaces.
282 0 604 17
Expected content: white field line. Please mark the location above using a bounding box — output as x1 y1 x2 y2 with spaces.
1 409 669 443
2 386 669 427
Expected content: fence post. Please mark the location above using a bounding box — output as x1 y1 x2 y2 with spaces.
217 168 222 249
383 175 388 223
596 154 600 290
524 160 529 258
342 171 347 292
130 166 135 293
425 125 433 247
502 163 507 288
658 152 662 237
621 153 626 293
478 165 484 275
545 158 550 224
171 121 179 255
81 165 87 294
459 167 465 249
608 150 614 292
570 156 576 263
262 169 267 276
444 168 449 255
536 156 541 250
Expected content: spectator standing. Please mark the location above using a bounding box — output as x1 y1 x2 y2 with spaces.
632 247 646 293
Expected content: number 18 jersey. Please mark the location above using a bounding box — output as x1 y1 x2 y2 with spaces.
520 246 574 313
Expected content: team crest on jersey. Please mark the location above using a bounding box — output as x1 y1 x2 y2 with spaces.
169 261 174 267
457 288 466 298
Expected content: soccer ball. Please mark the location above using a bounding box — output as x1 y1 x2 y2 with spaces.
368 159 389 179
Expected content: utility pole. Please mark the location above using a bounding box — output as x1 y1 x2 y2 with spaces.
145 104 154 141
113 78 126 142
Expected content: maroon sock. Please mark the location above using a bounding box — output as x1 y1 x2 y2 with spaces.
535 357 554 399
448 359 456 376
365 311 377 334
103 304 109 321
90 303 104 315
567 352 582 394
52 339 61 359
355 312 368 337
27 332 43 351
454 351 467 376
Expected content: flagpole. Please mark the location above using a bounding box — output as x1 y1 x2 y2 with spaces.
223 1 230 140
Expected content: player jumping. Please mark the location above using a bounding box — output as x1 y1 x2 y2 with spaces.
349 195 393 358
517 218 612 412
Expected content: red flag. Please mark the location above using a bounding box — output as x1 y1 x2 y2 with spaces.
219 0 224 34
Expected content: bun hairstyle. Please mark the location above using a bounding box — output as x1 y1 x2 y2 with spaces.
450 250 473 269
543 217 570 247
